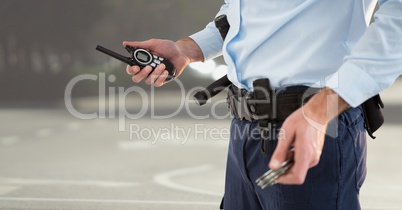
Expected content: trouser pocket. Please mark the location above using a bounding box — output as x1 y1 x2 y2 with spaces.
348 119 367 191
339 106 367 192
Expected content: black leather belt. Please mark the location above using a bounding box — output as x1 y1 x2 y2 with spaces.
227 82 321 154
227 84 320 123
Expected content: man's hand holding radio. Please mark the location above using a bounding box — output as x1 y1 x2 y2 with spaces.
123 38 203 87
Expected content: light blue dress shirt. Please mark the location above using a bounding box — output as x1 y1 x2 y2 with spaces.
190 0 402 107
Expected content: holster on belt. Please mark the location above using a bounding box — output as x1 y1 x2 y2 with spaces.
251 79 276 154
226 79 274 153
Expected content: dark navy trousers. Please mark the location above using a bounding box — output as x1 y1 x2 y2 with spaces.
223 106 367 210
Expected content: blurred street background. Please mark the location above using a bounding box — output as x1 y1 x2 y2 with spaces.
0 0 226 104
0 1 401 210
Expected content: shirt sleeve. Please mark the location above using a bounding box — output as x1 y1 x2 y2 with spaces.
326 0 402 107
189 0 230 61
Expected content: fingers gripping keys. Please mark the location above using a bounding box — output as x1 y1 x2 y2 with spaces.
256 159 294 189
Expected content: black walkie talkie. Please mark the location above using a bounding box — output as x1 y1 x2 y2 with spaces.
96 45 176 82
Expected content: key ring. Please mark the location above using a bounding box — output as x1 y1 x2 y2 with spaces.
255 159 294 189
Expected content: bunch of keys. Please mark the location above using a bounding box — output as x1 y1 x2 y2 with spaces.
256 159 294 189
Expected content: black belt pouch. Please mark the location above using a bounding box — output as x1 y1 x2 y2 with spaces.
362 94 384 139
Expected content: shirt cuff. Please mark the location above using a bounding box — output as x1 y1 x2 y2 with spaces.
189 22 223 61
326 62 382 107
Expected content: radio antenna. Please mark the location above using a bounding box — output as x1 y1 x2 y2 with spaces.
96 45 133 65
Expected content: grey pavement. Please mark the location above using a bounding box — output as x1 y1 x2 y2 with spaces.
0 82 401 210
